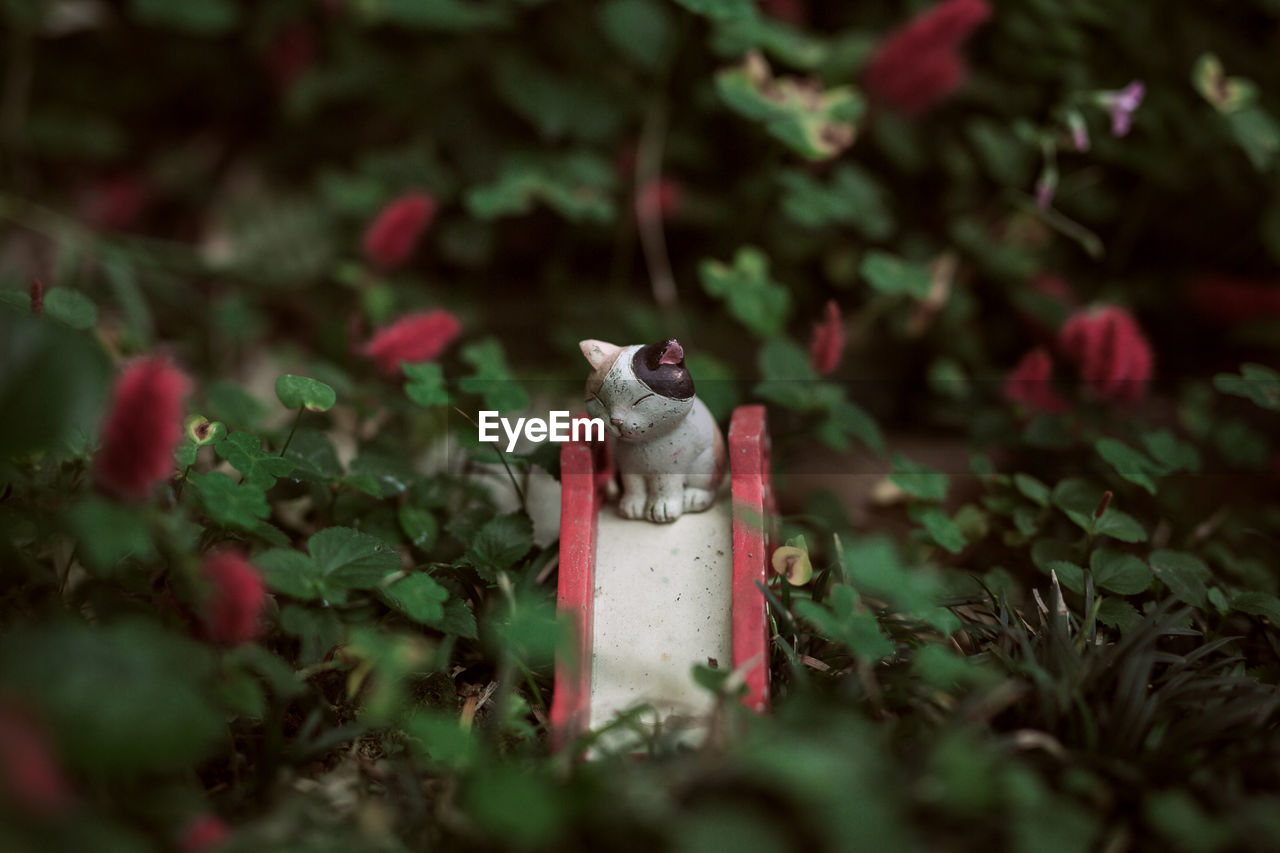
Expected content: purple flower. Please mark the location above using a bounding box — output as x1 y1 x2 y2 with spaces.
1035 174 1055 209
1067 111 1090 152
1103 81 1145 137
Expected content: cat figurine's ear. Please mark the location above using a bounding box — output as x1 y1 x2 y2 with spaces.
580 339 623 371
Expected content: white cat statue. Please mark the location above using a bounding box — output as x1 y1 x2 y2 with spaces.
580 338 726 523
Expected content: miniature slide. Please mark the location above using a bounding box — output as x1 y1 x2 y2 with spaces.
551 399 773 752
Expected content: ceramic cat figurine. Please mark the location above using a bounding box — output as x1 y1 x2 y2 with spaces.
580 338 726 523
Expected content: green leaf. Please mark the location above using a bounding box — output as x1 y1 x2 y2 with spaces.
1149 549 1212 608
753 338 819 411
43 289 98 330
379 573 449 624
458 338 530 412
912 506 966 553
715 52 861 161
310 527 402 589
190 472 270 532
794 584 894 660
1046 559 1085 594
216 432 295 489
1013 473 1050 507
1031 539 1076 573
493 56 623 142
1140 429 1201 474
889 453 949 502
1092 507 1147 543
0 620 223 773
860 250 933 299
277 605 345 666
0 312 111 460
1095 438 1163 494
283 429 343 479
1089 547 1153 595
1230 590 1280 624
403 709 480 768
63 497 155 573
432 597 479 639
817 397 885 454
399 506 440 552
466 151 616 223
670 0 754 19
274 374 336 412
257 527 401 603
699 246 791 338
257 549 319 600
129 0 238 34
404 362 450 408
599 0 675 72
1213 363 1280 411
1096 598 1140 631
465 512 534 578
1145 789 1234 853
776 165 894 238
1050 478 1102 531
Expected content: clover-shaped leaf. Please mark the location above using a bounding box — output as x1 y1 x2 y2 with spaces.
275 374 336 412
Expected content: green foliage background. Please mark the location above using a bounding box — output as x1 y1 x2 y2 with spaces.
3 0 1280 851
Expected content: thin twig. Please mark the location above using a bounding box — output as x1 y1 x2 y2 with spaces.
636 100 678 313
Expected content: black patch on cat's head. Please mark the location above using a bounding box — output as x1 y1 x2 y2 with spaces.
633 339 694 400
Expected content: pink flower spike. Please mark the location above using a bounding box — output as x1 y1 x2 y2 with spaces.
180 814 231 853
863 0 992 117
1103 80 1145 137
363 309 462 377
202 552 266 646
94 357 192 501
1058 304 1154 403
0 701 73 817
1003 347 1068 414
809 300 845 376
362 192 436 271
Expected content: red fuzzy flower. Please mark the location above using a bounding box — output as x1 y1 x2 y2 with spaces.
0 701 72 817
759 0 808 27
362 192 436 271
265 23 317 93
180 814 231 853
80 173 148 231
202 552 266 646
809 300 844 376
363 309 462 376
94 357 192 501
863 0 992 116
1003 347 1068 414
1058 305 1153 403
636 177 682 222
1188 276 1280 326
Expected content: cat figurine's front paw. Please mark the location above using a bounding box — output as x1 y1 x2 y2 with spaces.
619 492 647 520
683 488 715 513
646 495 684 524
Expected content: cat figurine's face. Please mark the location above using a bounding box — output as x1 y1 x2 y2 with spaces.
580 338 694 443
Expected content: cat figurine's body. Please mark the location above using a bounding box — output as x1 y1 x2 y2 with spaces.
580 338 725 523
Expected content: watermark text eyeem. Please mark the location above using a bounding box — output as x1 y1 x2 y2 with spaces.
477 411 604 452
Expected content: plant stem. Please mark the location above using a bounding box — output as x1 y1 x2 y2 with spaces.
279 408 304 457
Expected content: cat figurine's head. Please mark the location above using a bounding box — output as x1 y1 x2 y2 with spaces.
580 338 694 442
